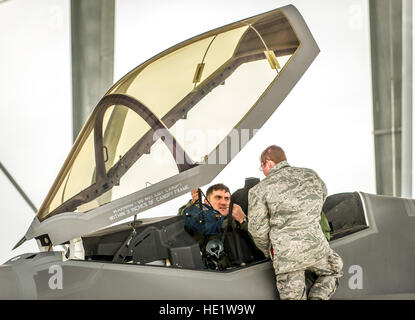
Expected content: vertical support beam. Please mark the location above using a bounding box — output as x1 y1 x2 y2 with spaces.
71 0 115 141
369 0 402 196
402 0 413 198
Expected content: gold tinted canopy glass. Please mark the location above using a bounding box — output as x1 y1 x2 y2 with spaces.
36 9 300 221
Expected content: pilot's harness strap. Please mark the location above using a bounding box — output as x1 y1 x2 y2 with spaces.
221 201 256 266
221 202 234 243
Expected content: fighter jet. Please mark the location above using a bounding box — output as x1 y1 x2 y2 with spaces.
1 5 414 299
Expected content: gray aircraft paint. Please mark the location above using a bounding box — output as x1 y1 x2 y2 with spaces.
2 192 415 299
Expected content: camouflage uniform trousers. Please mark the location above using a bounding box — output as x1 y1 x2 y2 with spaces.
276 250 343 300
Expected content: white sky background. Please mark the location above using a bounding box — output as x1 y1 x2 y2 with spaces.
0 1 72 263
0 0 377 263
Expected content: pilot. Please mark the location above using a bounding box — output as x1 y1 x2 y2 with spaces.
248 145 343 300
178 183 248 269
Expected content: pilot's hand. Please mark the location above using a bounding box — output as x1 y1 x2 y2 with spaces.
191 189 199 203
232 204 247 224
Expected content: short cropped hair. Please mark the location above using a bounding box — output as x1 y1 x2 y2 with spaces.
206 183 230 197
260 145 287 164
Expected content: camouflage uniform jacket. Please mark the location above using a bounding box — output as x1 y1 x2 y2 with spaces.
248 161 331 274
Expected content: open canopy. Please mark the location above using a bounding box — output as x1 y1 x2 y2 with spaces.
20 5 319 246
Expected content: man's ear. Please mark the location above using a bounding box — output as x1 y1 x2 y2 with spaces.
204 199 209 205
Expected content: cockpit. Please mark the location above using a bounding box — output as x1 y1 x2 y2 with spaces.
78 190 368 272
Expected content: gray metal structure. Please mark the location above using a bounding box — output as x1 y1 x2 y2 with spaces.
1 5 415 300
71 0 115 141
1 192 415 299
331 193 415 299
401 0 413 199
369 0 413 197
